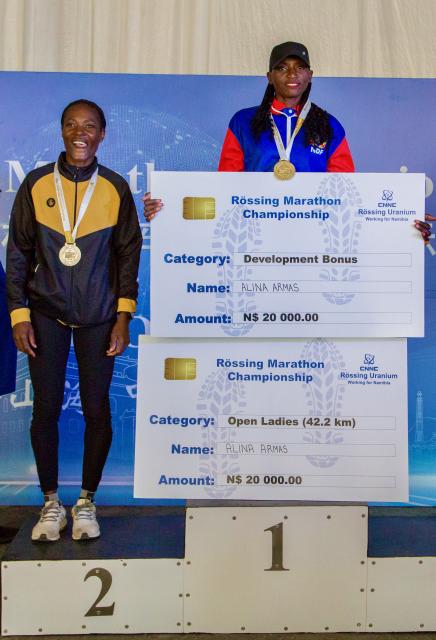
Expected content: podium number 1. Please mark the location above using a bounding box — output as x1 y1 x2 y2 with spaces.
264 521 289 571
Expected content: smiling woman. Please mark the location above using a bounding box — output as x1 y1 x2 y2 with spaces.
6 98 142 544
61 99 106 167
141 40 355 221
267 57 313 107
218 41 354 174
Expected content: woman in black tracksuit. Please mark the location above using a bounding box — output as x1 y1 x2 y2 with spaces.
7 99 142 542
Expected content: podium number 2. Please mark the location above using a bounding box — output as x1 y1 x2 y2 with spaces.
264 521 289 571
84 568 115 617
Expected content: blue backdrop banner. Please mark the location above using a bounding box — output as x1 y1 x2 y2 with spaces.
0 71 435 505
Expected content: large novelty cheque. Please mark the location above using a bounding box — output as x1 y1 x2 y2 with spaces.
134 337 408 502
150 172 424 338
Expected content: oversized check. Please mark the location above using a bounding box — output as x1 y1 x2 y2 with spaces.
134 337 408 501
150 172 424 337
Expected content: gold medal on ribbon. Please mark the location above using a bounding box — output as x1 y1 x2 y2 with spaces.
53 162 98 268
270 100 311 181
59 242 81 266
273 159 296 180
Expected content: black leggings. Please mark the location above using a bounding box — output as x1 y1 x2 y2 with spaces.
28 310 115 494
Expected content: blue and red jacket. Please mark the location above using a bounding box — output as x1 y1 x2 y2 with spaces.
219 98 354 172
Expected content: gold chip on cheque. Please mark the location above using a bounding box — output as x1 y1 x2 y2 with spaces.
164 357 197 380
183 197 215 220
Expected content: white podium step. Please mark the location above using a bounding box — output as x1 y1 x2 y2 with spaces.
3 505 436 635
183 505 368 632
2 508 185 635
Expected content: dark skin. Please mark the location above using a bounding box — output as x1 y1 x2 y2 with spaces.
13 103 131 359
415 217 433 243
266 56 313 107
143 56 429 242
142 56 313 220
268 58 432 242
143 192 163 221
13 322 37 358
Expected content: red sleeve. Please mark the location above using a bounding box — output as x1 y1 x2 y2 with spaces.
218 128 245 172
327 138 355 172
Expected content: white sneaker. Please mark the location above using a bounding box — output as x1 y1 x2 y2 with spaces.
71 498 100 540
31 501 67 542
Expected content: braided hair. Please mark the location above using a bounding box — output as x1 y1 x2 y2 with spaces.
251 83 332 147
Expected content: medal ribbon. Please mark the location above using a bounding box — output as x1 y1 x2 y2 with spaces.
270 99 312 162
54 162 98 244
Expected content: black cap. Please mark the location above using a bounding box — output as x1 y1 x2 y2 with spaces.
269 42 310 71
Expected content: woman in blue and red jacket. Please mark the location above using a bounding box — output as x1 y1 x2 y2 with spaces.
143 41 354 219
219 41 354 174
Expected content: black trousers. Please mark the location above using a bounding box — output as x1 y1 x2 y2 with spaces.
28 310 115 494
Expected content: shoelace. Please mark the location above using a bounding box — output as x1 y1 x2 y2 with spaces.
39 502 63 522
73 504 96 520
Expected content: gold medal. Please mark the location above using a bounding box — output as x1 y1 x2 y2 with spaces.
54 162 97 268
59 242 81 267
270 101 311 181
273 160 296 180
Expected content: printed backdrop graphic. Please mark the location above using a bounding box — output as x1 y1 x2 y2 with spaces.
0 72 435 505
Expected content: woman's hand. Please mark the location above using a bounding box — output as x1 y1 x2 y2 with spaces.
415 214 436 244
106 313 130 356
143 192 163 222
13 321 37 357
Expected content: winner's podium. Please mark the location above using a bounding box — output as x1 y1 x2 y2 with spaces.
2 170 427 636
1 507 185 635
4 505 436 635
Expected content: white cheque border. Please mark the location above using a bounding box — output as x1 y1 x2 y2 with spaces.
150 171 424 338
134 336 409 502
